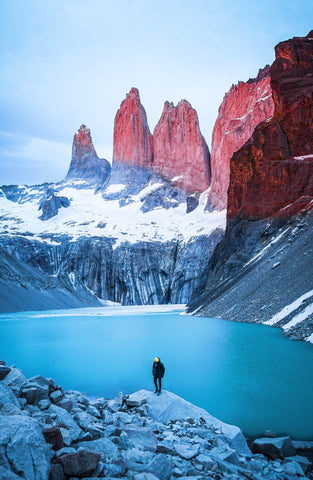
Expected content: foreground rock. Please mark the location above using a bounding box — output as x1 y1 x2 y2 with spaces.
0 361 311 479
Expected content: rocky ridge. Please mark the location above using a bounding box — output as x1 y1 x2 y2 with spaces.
208 66 274 211
1 361 312 480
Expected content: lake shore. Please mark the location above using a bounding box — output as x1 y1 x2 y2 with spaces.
0 360 312 480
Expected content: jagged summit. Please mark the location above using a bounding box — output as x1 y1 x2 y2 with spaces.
153 99 211 193
113 87 153 170
66 125 111 185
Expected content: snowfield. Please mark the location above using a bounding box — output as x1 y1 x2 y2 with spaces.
0 181 226 248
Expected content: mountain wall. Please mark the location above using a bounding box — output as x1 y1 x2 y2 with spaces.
188 31 313 342
0 230 223 313
208 67 274 211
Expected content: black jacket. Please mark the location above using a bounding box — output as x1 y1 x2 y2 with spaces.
153 360 165 378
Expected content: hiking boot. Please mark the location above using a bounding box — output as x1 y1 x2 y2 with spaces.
157 391 161 395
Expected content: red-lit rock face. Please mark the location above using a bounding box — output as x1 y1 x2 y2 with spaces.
113 88 153 168
228 31 313 221
208 67 274 210
153 100 210 193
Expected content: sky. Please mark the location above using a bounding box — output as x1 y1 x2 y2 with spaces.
0 0 313 185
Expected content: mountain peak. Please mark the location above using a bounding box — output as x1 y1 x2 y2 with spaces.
66 125 111 185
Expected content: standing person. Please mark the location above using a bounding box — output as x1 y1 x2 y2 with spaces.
152 357 165 395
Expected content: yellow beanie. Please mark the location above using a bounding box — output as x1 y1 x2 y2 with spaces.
154 357 159 363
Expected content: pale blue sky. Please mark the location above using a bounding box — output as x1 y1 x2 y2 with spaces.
1 0 312 185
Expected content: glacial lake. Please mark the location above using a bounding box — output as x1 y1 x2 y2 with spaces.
1 305 313 440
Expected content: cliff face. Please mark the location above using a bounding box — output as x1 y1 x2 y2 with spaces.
113 88 153 169
153 100 211 193
66 125 111 184
228 31 313 221
208 67 274 210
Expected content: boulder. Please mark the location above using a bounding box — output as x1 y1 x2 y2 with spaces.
134 473 160 480
174 443 199 460
20 378 50 405
0 383 20 408
2 368 27 395
121 425 157 452
49 389 63 403
0 415 50 480
145 454 174 480
126 390 250 456
251 436 295 459
54 449 100 477
42 425 64 451
0 365 11 380
77 438 119 461
284 455 311 474
73 411 95 430
0 466 21 480
48 404 81 442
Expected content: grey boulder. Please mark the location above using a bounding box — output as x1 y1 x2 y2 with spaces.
0 415 50 480
251 436 296 460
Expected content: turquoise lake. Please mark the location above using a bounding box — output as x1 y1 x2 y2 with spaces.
1 305 313 440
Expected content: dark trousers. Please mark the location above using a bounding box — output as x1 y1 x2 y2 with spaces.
154 375 162 392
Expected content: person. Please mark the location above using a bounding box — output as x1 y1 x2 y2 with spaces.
152 357 165 395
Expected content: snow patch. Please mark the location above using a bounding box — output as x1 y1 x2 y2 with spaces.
104 183 125 194
294 154 313 161
283 302 313 331
265 290 313 326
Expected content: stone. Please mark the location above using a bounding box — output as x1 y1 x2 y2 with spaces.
0 415 50 480
56 397 73 412
263 429 277 438
50 463 66 480
76 438 119 461
112 411 132 426
38 399 51 410
74 411 95 430
2 368 27 395
20 379 50 405
55 449 100 477
0 466 21 480
42 425 64 451
210 438 240 465
0 365 11 380
86 405 101 418
66 124 111 185
122 424 157 452
145 454 174 480
153 100 210 194
60 427 72 447
284 455 311 474
113 88 153 169
126 392 147 408
282 459 305 476
102 410 114 424
251 436 295 459
134 473 160 480
125 390 250 456
208 66 274 211
50 389 63 403
174 443 199 460
195 453 216 470
48 404 82 442
0 383 20 408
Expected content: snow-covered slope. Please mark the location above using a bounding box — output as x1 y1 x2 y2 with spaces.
0 179 225 248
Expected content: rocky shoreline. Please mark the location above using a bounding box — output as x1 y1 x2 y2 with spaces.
0 361 312 479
